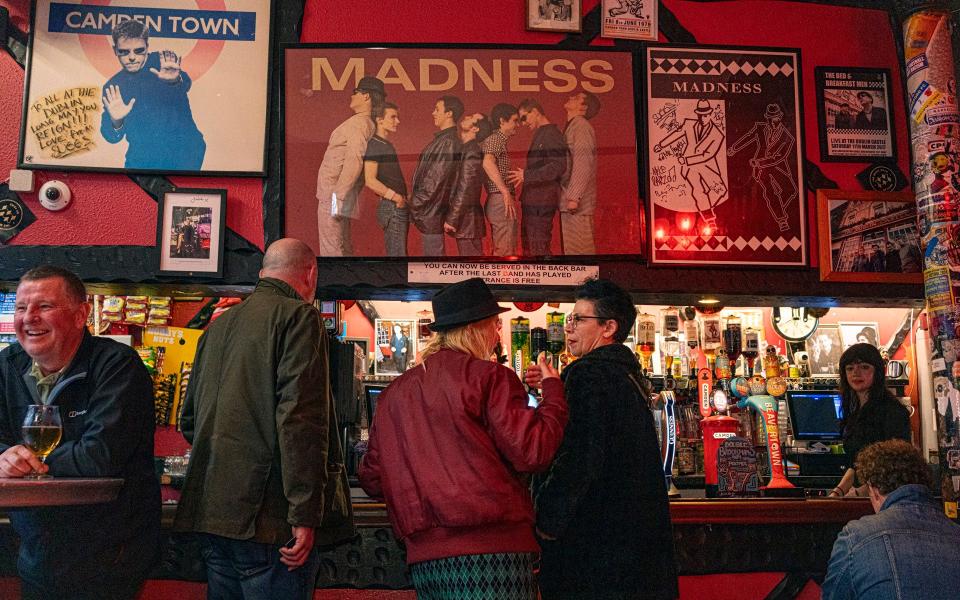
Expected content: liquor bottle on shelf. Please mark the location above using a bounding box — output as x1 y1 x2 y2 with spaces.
741 326 760 376
701 315 722 372
510 316 530 379
530 327 547 365
683 317 700 377
660 307 680 378
546 311 565 368
636 313 656 374
722 314 742 376
715 347 731 381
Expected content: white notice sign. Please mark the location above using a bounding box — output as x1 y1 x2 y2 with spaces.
408 263 599 286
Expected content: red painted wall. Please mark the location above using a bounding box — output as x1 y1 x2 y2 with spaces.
1 0 907 261
0 0 265 250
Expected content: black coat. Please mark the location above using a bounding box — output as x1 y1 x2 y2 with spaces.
410 127 461 234
532 343 678 600
520 123 567 209
446 138 486 239
842 393 911 465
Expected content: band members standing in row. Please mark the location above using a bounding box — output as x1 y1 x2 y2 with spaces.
446 113 494 255
363 103 409 257
315 76 386 256
482 103 522 256
509 99 568 256
560 92 600 255
410 96 464 257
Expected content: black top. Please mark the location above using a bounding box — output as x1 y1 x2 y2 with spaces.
364 135 407 197
842 394 911 464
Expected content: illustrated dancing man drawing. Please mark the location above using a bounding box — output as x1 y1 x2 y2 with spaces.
653 99 727 229
727 103 798 232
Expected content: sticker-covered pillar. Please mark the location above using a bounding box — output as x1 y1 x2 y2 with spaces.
898 0 960 518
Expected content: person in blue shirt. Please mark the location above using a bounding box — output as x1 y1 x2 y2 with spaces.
822 439 960 600
100 20 206 171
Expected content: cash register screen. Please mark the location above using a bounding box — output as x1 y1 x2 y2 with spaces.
786 391 844 440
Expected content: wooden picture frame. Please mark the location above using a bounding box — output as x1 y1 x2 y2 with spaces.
806 324 842 377
157 188 226 277
816 190 921 283
526 0 582 32
18 0 273 176
838 321 880 349
374 318 417 377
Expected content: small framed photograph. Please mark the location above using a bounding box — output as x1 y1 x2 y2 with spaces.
839 321 880 350
816 190 922 283
814 67 896 162
374 319 416 377
526 0 582 32
601 0 658 41
157 188 226 277
806 324 842 377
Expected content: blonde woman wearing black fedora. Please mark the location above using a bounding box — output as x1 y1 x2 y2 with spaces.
360 277 568 599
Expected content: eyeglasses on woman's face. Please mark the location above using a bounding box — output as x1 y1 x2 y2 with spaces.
564 313 609 329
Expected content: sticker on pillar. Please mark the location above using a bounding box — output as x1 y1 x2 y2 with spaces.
0 185 37 244
922 226 951 267
925 266 954 310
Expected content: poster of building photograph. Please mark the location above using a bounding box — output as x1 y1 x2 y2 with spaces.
815 67 895 162
19 1 272 175
283 45 642 259
645 45 805 266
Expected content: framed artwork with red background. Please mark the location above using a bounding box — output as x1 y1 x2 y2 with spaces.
282 44 643 259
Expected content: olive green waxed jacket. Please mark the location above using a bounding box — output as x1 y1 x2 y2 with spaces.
173 278 355 547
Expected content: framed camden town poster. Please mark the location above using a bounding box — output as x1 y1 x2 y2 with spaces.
816 189 922 284
646 45 806 266
18 1 273 176
600 0 658 41
157 188 226 277
814 67 896 162
283 44 643 259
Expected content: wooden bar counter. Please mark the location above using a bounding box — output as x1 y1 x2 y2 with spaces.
0 478 123 508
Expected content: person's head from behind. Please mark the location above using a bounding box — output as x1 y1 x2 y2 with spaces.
422 278 509 361
374 102 400 136
566 279 636 357
433 95 464 130
111 19 150 73
491 103 519 137
855 439 931 512
839 342 886 402
15 266 90 373
260 238 318 303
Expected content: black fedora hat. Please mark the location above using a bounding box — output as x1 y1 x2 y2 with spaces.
429 278 509 332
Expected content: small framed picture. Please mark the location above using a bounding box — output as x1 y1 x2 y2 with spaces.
601 0 658 41
374 319 417 377
839 322 880 350
814 67 896 162
526 0 582 32
816 190 922 283
157 188 226 277
806 324 842 377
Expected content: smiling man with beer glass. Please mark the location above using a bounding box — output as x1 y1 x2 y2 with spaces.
0 266 160 600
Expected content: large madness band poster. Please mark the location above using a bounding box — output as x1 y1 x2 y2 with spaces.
646 45 806 266
19 1 272 175
283 46 642 258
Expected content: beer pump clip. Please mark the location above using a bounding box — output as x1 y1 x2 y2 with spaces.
736 394 801 495
659 390 681 498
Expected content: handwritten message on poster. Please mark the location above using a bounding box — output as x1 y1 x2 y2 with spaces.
26 86 99 159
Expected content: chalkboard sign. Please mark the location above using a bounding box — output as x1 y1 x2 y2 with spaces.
717 436 761 497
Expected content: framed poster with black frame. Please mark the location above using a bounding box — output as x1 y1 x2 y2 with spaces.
282 43 643 260
816 190 922 284
806 324 842 377
645 44 806 267
157 188 226 277
18 0 273 176
814 67 896 163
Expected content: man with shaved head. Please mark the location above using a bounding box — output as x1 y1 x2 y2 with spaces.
175 238 355 600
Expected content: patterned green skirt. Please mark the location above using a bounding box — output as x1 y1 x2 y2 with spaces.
409 552 537 600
